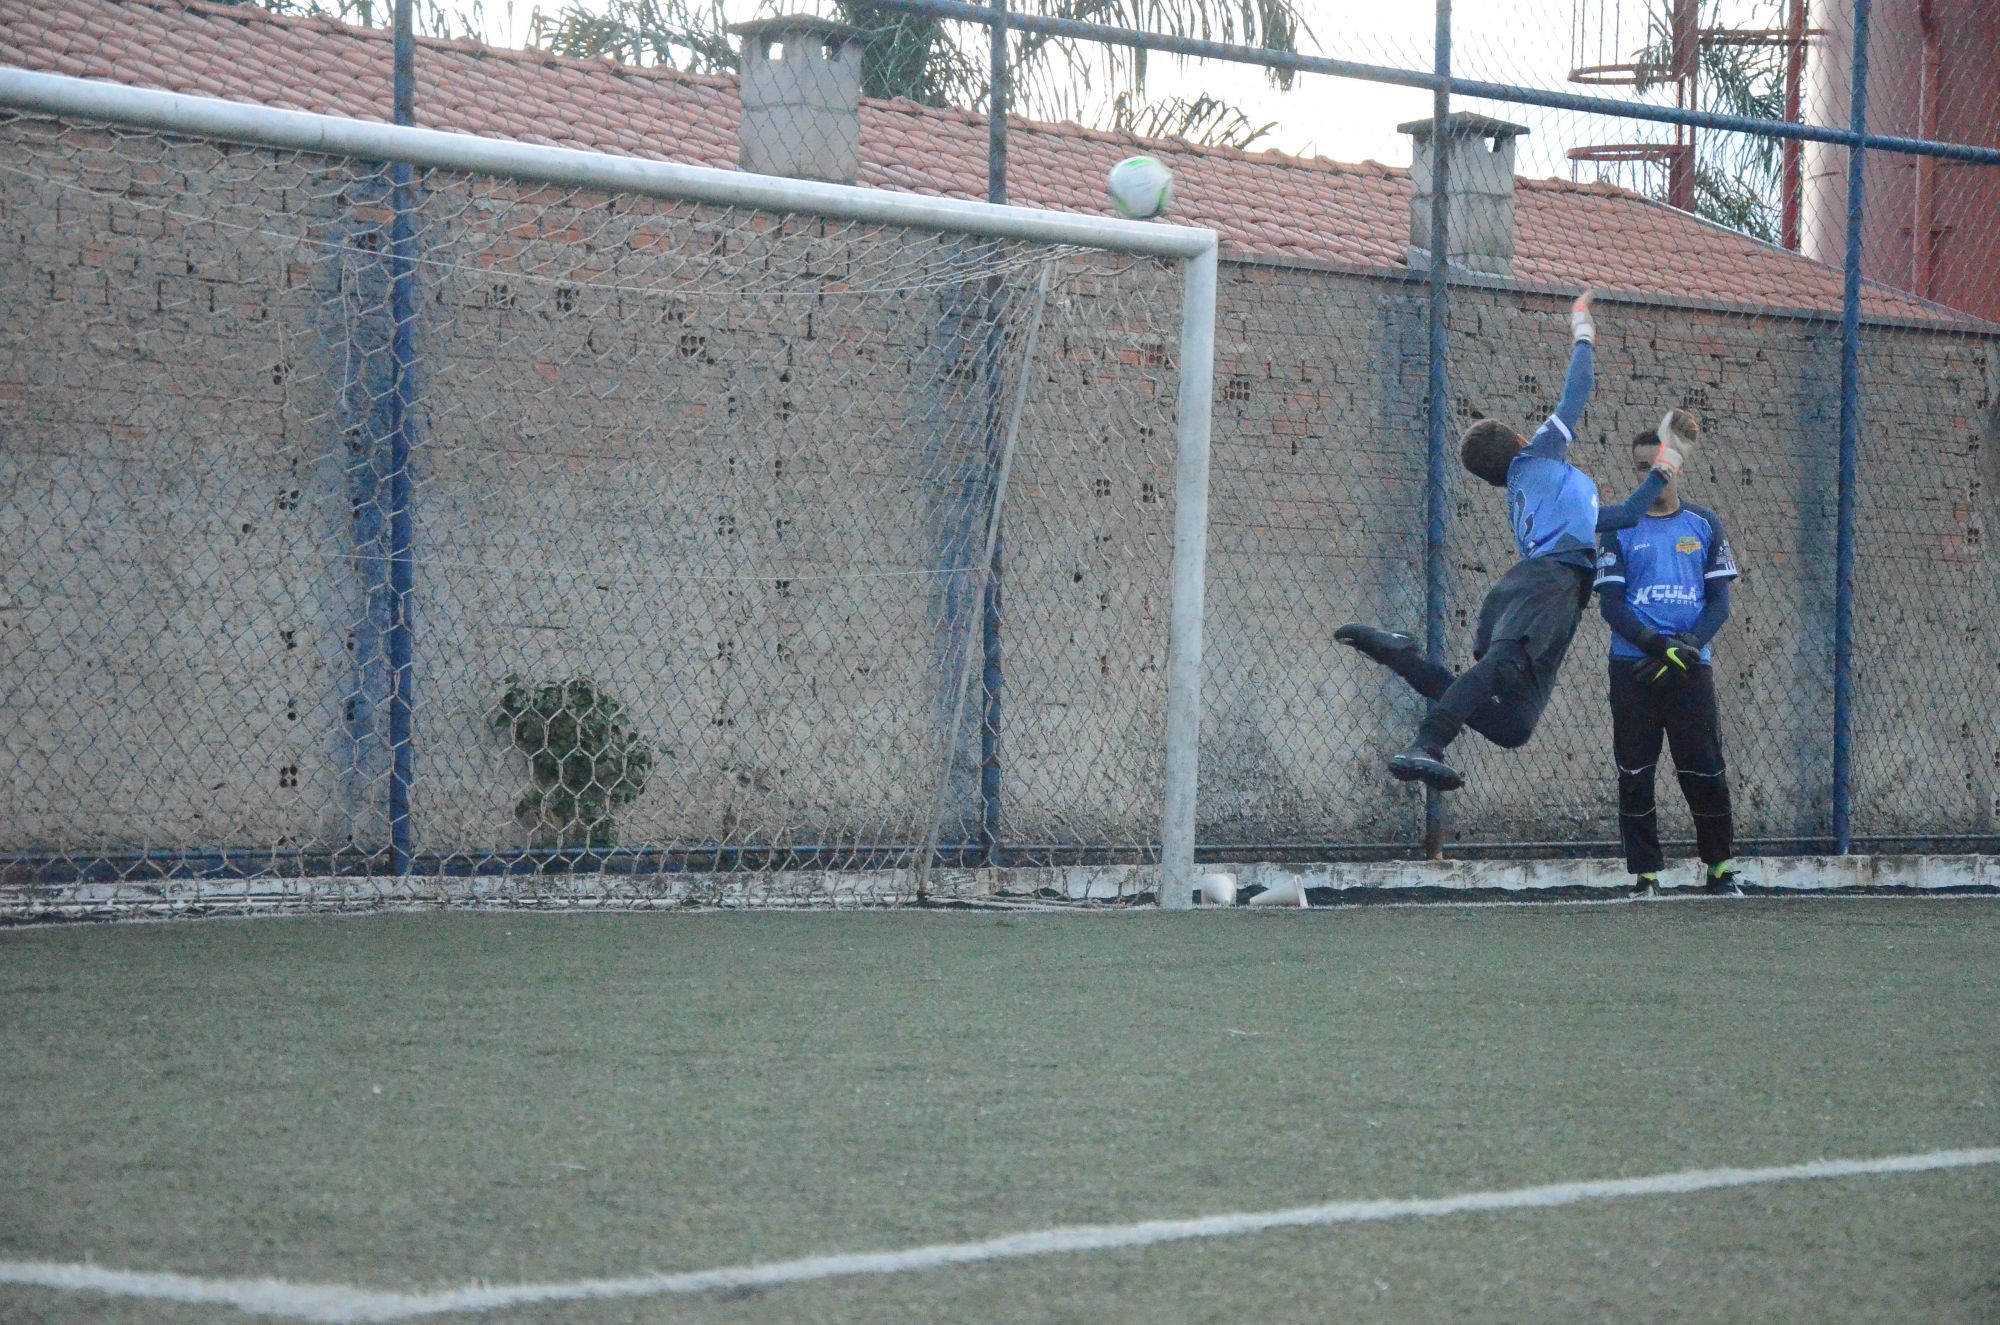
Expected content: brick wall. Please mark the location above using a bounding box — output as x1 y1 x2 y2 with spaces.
2 116 1993 873
0 119 1187 868
1200 267 1999 852
0 119 379 865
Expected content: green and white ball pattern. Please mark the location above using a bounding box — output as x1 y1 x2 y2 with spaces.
1107 155 1174 220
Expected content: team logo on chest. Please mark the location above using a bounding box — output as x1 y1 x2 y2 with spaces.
1634 583 1700 606
1675 535 1701 554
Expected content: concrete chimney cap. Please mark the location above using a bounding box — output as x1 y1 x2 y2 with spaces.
1396 112 1530 142
728 14 863 46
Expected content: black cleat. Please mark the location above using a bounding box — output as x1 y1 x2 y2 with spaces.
1702 861 1743 897
1629 873 1660 900
1335 623 1418 666
1386 745 1464 791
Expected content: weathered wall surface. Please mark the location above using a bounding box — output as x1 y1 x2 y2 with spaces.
3 118 1994 874
1199 270 1998 852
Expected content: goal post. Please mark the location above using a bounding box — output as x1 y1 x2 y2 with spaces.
0 68 1215 909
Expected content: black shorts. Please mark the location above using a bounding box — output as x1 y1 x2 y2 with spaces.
1474 556 1593 680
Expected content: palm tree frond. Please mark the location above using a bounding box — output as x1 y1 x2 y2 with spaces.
211 0 493 41
222 0 1313 167
1631 0 1789 240
529 0 738 73
1110 89 1275 148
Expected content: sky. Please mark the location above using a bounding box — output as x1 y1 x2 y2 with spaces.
405 0 1788 188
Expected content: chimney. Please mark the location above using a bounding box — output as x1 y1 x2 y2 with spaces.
729 15 864 185
1397 112 1529 279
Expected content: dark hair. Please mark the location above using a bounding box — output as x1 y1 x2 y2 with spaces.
1460 419 1521 487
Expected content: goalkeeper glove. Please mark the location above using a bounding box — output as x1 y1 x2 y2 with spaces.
1571 290 1596 344
1644 633 1704 685
1652 409 1693 479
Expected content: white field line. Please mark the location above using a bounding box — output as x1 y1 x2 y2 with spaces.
3 1148 1996 1323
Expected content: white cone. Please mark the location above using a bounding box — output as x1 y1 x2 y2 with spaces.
1248 874 1308 908
1198 872 1237 906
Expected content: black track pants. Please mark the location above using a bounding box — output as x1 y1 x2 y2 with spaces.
1395 557 1590 753
1385 644 1545 751
1609 658 1734 875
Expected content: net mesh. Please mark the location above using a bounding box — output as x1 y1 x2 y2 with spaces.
1195 266 1429 857
0 114 1186 904
1848 325 1999 845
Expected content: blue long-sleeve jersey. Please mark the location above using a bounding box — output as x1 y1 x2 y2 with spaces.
1505 340 1662 568
1594 503 1740 662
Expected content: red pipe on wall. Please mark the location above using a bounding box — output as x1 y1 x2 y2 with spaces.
1669 0 1699 211
1780 0 1807 250
1914 0 1939 298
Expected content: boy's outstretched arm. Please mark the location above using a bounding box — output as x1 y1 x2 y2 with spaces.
1523 291 1597 463
1599 409 1685 532
1596 468 1669 532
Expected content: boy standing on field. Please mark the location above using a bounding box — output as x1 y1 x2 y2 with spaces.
1594 414 1741 896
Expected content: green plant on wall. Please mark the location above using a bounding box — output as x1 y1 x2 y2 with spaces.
493 674 661 851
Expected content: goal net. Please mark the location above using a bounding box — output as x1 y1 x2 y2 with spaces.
0 72 1217 913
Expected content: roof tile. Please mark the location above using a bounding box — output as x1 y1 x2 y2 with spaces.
0 0 1976 324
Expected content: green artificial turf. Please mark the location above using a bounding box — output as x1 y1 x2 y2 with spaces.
3 899 1996 1322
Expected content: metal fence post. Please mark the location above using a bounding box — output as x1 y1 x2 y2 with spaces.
1422 0 1452 859
1833 0 1871 854
979 0 1010 866
387 0 417 873
988 0 1008 206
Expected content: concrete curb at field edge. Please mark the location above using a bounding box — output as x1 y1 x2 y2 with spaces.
1 854 1995 920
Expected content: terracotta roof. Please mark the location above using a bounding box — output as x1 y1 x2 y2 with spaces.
0 0 1977 324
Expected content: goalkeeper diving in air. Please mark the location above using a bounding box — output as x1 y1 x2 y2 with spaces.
1335 291 1684 791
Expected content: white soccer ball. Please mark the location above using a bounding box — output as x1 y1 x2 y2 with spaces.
1108 155 1174 220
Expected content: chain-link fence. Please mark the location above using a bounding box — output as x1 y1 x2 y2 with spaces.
1 0 1996 911
0 90 1207 903
909 0 2000 865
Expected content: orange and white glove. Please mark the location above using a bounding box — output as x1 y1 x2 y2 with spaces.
1652 409 1689 477
1570 289 1596 345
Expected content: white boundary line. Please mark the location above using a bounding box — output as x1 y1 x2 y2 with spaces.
3 1148 1995 1322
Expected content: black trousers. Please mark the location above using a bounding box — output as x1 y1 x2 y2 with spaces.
1391 558 1591 753
1386 643 1547 750
1609 658 1734 874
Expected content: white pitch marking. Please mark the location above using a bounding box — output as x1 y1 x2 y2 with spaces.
3 1148 1996 1322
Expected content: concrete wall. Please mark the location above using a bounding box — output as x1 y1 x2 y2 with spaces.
0 119 381 866
3 118 1994 873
